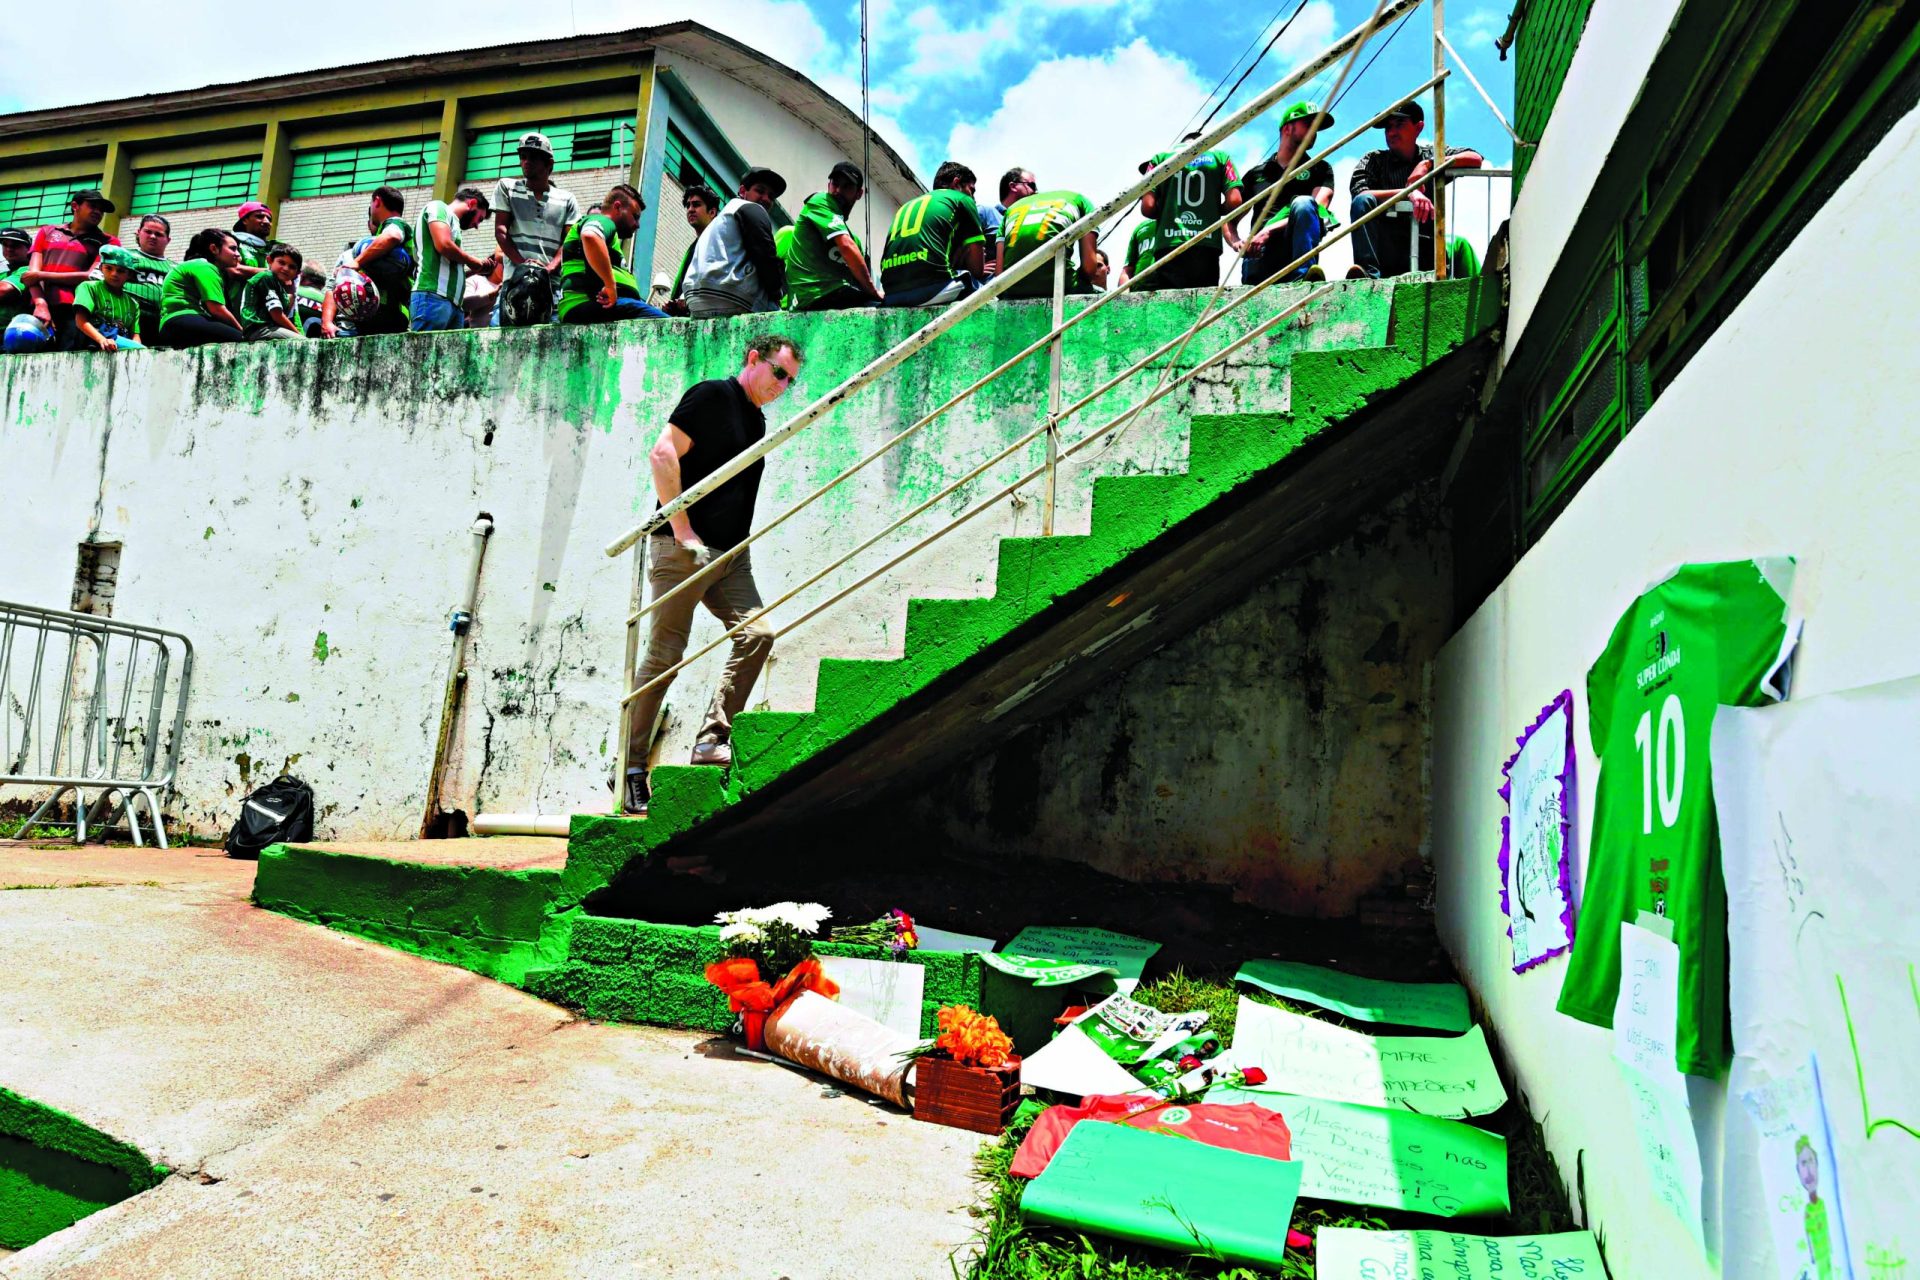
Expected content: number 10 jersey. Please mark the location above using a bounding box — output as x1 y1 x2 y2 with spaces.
1556 559 1796 1076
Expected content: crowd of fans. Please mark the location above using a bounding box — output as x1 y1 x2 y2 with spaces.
0 102 1478 356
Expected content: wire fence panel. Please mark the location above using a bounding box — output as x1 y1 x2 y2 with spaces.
0 601 194 847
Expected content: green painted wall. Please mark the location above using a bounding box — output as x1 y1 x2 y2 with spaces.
0 1088 167 1250
1515 0 1599 187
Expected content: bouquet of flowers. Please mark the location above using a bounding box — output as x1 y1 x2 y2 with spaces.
828 908 918 956
714 900 831 974
908 1004 1014 1068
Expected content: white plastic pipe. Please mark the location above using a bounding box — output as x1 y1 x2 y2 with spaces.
471 813 570 838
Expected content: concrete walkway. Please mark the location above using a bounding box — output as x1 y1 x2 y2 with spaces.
0 845 986 1279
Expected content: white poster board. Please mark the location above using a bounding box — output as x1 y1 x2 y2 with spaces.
818 956 926 1040
1714 676 1920 1280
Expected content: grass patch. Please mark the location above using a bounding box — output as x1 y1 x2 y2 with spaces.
957 971 1577 1279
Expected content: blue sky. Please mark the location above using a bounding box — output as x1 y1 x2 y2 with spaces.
0 0 1515 251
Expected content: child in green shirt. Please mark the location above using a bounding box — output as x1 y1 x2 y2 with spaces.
71 247 145 352
239 244 305 341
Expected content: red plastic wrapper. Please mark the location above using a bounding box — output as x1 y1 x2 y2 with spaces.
1009 1094 1293 1180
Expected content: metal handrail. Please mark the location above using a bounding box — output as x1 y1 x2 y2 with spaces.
617 71 1453 634
615 158 1464 715
602 0 1426 562
609 0 1472 795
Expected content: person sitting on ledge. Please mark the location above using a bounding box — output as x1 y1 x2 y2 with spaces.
1233 101 1338 285
681 166 788 319
157 229 245 348
238 243 306 341
1348 100 1481 279
558 183 667 324
785 161 882 311
996 187 1107 298
622 332 802 816
70 246 146 351
880 160 988 309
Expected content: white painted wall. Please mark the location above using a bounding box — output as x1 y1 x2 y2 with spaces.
662 55 904 250
1432 111 1920 1280
1505 0 1683 355
1 279 1382 840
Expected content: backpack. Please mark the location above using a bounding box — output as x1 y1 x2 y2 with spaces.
225 775 315 859
497 265 555 327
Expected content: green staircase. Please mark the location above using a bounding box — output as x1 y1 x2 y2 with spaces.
255 276 1498 1004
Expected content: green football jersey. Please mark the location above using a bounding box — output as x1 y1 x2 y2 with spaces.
556 213 640 319
413 200 466 302
1147 149 1240 256
1124 220 1159 278
998 190 1095 298
785 191 862 308
1557 559 1796 1076
237 269 292 329
879 189 986 293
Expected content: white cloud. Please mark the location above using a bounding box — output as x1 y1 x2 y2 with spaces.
1456 5 1511 49
891 0 1147 82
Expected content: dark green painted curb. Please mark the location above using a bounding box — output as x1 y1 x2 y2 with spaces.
0 1088 168 1250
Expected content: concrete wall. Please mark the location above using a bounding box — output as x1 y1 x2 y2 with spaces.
909 490 1449 918
1431 110 1920 1280
661 55 904 247
1505 0 1683 354
1 279 1392 840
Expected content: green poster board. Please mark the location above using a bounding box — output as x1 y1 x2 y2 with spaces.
1236 959 1471 1032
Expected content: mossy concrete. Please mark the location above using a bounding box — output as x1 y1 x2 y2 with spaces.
0 1088 166 1250
253 277 1497 1035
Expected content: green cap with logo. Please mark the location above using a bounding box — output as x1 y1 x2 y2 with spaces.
98 246 140 270
1278 101 1333 130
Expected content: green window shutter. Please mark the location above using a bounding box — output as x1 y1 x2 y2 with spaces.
129 159 262 216
0 177 102 229
662 125 729 196
463 115 636 184
1513 0 1599 187
287 138 438 199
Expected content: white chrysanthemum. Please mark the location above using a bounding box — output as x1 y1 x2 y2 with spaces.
764 901 832 932
717 921 766 946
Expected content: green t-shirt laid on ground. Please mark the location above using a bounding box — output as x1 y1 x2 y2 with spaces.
556 213 640 319
237 270 292 330
1124 220 1159 279
785 192 862 308
72 279 141 336
999 190 1096 298
1557 558 1796 1076
879 189 987 294
413 200 467 302
1147 149 1241 258
158 259 228 329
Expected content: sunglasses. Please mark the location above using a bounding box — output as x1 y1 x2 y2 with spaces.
769 365 794 383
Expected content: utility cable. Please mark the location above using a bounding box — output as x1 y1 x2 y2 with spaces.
1332 7 1412 111
1197 0 1314 135
1179 0 1297 138
861 0 873 252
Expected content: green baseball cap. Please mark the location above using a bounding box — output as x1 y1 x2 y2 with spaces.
1279 101 1333 130
98 246 139 270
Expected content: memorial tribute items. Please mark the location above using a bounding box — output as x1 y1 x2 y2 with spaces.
1498 690 1577 972
1557 559 1797 1075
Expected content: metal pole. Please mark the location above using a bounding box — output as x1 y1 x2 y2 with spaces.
611 538 645 814
1044 247 1066 537
1433 0 1449 280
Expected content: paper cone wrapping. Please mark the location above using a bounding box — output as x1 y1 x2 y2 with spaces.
764 990 920 1106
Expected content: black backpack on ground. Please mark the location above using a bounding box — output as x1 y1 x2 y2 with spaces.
225 775 315 859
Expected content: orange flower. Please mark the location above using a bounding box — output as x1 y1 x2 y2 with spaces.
933 1005 1013 1067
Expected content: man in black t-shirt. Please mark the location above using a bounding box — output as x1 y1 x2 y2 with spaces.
1348 100 1482 278
1232 101 1338 285
623 333 805 815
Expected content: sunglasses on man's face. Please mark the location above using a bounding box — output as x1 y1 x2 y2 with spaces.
769 364 794 383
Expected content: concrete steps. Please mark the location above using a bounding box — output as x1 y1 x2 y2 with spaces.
253 277 1499 1002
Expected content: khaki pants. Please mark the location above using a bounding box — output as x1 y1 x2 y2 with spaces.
625 539 774 764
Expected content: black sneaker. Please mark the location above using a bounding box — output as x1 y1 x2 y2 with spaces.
623 769 651 815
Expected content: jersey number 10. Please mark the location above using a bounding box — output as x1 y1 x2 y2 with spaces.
1633 693 1686 835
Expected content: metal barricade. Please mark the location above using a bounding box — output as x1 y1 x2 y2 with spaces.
0 601 194 847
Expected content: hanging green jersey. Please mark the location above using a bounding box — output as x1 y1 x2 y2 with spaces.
556 213 639 319
785 191 863 309
1146 149 1240 257
999 190 1095 299
880 189 986 294
1557 559 1796 1076
1124 220 1159 278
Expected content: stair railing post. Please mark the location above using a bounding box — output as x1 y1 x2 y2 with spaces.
611 539 645 813
1433 0 1449 280
1044 244 1066 537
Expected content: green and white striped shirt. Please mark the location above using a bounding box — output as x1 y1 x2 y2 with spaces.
412 201 466 303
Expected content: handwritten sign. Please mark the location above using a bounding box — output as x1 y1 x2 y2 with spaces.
1499 691 1577 972
1219 998 1508 1116
1715 677 1920 1280
1235 959 1471 1032
1613 919 1706 1253
1316 1228 1604 1280
1208 1086 1510 1216
983 926 1160 995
